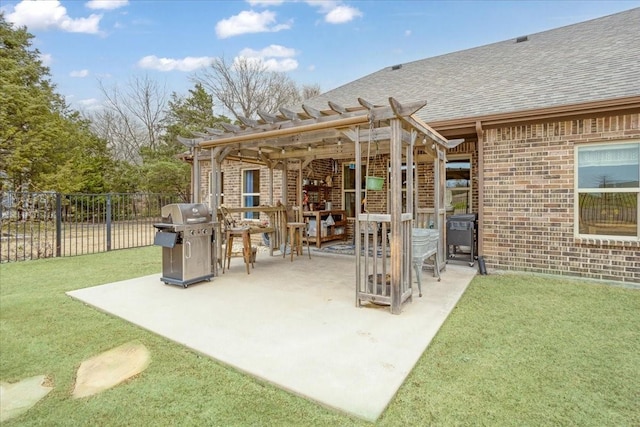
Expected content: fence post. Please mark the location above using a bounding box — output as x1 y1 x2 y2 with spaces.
106 194 112 251
55 193 62 257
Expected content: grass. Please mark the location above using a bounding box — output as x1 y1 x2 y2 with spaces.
1 248 639 426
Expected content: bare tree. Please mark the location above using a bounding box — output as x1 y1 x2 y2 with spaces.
192 56 303 119
301 84 321 100
90 75 168 164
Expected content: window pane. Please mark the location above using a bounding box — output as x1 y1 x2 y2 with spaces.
244 195 260 208
446 161 471 188
344 192 357 217
243 170 260 219
578 192 637 236
578 144 639 189
449 189 470 214
243 170 260 192
343 164 365 190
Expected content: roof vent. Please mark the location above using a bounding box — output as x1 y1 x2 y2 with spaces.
515 35 528 43
391 64 402 71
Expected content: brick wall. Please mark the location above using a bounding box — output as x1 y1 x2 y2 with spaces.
199 158 284 220
482 113 640 283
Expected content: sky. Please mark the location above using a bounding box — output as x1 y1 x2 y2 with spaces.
2 0 639 114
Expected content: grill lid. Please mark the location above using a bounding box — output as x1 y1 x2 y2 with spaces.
161 203 211 225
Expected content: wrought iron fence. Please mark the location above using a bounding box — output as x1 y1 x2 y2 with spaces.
0 192 182 263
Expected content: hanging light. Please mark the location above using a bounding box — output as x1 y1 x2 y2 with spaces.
308 145 312 151
337 138 342 146
281 148 285 154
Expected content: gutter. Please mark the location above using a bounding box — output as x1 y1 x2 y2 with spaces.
429 95 640 136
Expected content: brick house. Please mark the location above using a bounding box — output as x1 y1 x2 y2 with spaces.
192 8 640 284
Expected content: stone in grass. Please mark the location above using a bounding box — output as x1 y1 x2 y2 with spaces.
72 341 150 399
0 375 53 423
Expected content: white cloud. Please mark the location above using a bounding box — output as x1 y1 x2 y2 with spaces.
78 98 99 107
261 57 298 72
246 0 284 6
215 10 290 38
405 29 412 37
235 44 298 72
324 5 362 24
85 0 129 10
6 0 102 34
76 98 103 112
239 44 296 58
306 1 362 24
70 69 90 77
39 53 53 66
137 55 214 72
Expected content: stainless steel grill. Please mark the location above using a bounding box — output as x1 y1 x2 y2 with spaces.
153 203 215 287
446 213 478 267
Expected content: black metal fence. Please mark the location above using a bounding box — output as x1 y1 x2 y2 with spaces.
0 192 181 263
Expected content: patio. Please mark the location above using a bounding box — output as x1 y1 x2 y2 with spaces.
67 251 476 421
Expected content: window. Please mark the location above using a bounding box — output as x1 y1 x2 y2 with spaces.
242 169 260 219
342 163 365 217
576 142 639 238
446 158 471 214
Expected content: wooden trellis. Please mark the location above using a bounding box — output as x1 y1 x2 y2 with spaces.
181 97 451 314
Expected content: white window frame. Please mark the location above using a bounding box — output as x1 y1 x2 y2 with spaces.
574 141 640 240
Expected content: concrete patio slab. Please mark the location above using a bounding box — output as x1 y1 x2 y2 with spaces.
67 252 476 421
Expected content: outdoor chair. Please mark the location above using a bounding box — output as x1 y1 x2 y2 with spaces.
283 206 311 261
219 205 254 274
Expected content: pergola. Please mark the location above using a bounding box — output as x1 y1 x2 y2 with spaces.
184 97 453 314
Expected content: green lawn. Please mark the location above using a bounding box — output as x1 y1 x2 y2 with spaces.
1 247 638 426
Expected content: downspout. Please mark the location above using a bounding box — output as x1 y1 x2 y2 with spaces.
193 146 200 203
475 121 484 258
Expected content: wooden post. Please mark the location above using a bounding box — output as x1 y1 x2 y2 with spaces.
282 159 288 205
435 147 446 267
355 125 362 307
407 130 416 216
269 165 274 206
193 147 200 203
390 118 403 314
297 161 303 207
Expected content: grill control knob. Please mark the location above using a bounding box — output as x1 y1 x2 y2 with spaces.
190 230 195 235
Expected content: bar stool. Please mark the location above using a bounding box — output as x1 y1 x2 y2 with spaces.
224 226 253 274
283 206 311 261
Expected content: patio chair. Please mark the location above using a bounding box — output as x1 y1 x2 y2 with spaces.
219 205 253 274
282 205 311 261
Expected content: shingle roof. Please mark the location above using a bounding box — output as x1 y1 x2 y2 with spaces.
305 8 640 124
